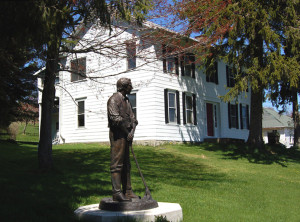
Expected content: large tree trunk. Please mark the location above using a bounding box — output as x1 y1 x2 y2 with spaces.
38 46 57 170
292 91 300 148
247 87 264 149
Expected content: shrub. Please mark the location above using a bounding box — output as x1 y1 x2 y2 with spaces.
7 122 19 141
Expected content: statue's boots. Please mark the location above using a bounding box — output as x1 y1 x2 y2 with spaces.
123 172 139 199
111 172 131 202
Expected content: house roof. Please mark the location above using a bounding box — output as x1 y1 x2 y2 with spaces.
262 108 293 129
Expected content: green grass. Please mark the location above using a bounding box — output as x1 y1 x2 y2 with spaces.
0 140 299 222
16 122 39 142
0 122 39 142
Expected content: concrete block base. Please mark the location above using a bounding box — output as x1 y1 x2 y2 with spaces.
74 202 182 222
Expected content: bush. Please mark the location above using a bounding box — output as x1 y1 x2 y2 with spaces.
7 122 19 141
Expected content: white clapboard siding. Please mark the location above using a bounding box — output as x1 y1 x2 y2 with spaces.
38 21 251 144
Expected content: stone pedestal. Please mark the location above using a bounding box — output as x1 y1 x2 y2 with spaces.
74 202 183 222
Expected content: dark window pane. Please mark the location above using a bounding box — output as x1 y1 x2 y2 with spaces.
169 108 176 123
186 96 193 110
78 114 85 127
78 101 84 114
169 93 175 108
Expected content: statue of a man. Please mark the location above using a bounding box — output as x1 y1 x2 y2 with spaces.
107 78 138 202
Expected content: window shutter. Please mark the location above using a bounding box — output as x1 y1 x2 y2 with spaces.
235 104 239 129
180 54 185 76
182 92 186 124
191 54 195 79
226 65 229 87
176 90 180 124
175 55 179 75
164 89 169 123
228 103 231 128
240 104 243 129
215 61 219 84
246 105 250 129
193 94 197 125
162 45 167 73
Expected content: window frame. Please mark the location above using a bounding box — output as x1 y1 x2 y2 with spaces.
164 89 180 124
240 104 249 130
162 45 179 75
183 92 197 125
228 103 239 129
181 53 195 78
206 61 218 84
126 41 136 70
70 57 87 82
226 65 236 87
76 98 86 128
128 92 137 118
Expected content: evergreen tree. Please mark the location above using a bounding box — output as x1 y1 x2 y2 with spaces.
161 0 299 148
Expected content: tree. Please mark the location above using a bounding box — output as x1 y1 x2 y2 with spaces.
30 0 152 170
268 1 300 148
0 2 40 129
155 0 299 148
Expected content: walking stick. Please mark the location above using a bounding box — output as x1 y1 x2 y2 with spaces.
129 141 152 200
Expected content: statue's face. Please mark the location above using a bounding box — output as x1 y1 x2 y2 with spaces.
124 81 133 95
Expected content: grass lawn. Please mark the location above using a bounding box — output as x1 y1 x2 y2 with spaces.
0 138 299 221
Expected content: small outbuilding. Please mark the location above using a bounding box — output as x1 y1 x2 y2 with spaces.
262 108 294 148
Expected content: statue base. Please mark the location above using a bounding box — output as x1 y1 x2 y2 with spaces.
74 202 183 222
99 196 158 211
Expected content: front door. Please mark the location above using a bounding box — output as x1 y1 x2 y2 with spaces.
206 103 219 137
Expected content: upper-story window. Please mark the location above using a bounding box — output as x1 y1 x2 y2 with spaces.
226 65 236 87
126 42 136 70
71 58 86 82
162 45 179 75
206 61 218 84
181 53 195 78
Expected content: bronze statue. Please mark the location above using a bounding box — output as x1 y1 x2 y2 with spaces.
107 77 138 202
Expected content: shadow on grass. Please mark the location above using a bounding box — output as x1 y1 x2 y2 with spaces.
199 142 300 167
0 141 230 222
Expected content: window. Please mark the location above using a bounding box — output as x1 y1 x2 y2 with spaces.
126 42 136 70
71 58 86 82
77 100 85 127
164 89 180 124
183 92 197 125
240 104 249 129
128 93 137 118
162 45 179 75
228 103 239 129
206 61 218 84
226 65 235 87
181 53 195 78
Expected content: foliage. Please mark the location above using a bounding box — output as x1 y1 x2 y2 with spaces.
0 2 40 128
154 0 300 148
2 0 152 170
0 141 299 221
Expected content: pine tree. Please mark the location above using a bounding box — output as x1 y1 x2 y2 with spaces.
161 0 299 148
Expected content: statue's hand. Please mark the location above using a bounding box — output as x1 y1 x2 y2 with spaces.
127 132 134 141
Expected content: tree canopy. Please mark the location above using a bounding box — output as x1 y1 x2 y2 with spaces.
155 0 300 148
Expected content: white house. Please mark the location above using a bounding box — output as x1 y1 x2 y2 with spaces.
262 108 294 148
37 21 251 145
